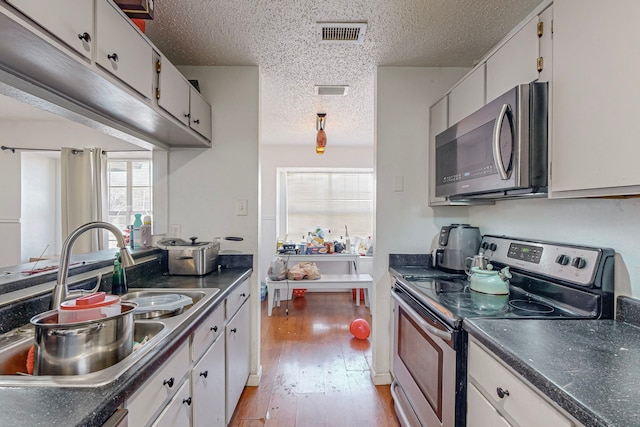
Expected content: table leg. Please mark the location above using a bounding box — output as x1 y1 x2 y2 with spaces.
267 284 275 316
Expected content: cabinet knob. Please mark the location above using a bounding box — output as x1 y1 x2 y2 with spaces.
230 328 237 333
200 370 208 378
184 113 191 118
496 387 510 399
77 32 91 43
163 377 175 388
182 397 192 406
240 293 247 297
193 119 200 124
107 53 119 62
211 325 218 332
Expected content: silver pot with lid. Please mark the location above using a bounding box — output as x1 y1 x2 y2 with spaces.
157 237 219 276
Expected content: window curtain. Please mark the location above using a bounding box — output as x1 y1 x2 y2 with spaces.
61 147 108 254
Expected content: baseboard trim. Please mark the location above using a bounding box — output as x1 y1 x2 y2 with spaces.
247 365 263 386
370 368 392 385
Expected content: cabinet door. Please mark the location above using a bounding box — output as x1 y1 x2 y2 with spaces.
192 335 225 427
449 64 485 125
486 16 540 103
226 279 250 320
151 380 192 427
7 0 93 59
157 57 190 125
96 0 153 99
467 383 512 427
191 304 225 363
225 298 251 424
428 96 450 205
189 87 213 141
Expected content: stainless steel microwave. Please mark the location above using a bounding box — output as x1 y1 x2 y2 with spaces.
434 82 548 200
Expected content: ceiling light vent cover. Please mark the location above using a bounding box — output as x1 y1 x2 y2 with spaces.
315 85 349 96
316 22 367 44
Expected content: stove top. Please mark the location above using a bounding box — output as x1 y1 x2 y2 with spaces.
392 235 615 329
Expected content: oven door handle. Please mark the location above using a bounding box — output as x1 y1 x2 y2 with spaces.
392 292 452 341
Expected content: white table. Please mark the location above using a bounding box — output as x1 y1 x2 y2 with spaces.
276 253 360 273
265 273 373 316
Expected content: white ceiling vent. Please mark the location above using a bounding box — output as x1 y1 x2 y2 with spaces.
316 22 367 44
315 85 349 96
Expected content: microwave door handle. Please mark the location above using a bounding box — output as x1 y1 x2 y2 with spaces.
492 103 511 180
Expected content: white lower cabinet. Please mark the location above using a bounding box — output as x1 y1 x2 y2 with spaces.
152 379 193 427
127 341 190 427
467 339 577 427
226 297 251 424
192 333 226 427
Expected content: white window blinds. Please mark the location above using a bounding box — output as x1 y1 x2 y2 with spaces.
285 170 373 241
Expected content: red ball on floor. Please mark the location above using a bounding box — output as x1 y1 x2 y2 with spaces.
349 318 370 339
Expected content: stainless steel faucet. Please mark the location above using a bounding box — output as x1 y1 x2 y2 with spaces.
52 221 135 309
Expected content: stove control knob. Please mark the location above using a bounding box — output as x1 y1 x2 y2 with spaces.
489 243 498 252
571 257 587 269
481 242 489 250
555 254 570 266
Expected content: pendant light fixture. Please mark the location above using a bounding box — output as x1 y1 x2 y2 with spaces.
316 113 327 155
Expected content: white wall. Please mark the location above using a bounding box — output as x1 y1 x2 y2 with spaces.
259 145 374 285
0 148 21 267
21 152 58 262
469 198 640 297
173 65 261 383
374 66 469 384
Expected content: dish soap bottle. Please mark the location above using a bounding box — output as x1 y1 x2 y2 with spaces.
132 213 143 249
112 253 127 295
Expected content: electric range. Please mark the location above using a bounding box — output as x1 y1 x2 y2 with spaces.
390 235 615 427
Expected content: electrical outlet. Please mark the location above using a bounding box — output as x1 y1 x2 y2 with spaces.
170 224 181 237
236 199 248 216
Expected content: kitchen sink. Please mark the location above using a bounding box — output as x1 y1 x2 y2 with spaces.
0 287 220 387
120 289 208 319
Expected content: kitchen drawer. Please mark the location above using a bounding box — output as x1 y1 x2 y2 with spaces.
191 303 224 363
150 378 192 427
127 341 190 427
468 340 573 427
467 382 512 427
226 279 250 320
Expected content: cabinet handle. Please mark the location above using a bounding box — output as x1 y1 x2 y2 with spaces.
193 119 200 124
107 53 119 62
211 325 218 332
240 293 246 297
77 32 91 43
184 113 191 119
182 397 192 406
200 370 208 378
163 377 175 388
230 328 237 333
496 387 510 399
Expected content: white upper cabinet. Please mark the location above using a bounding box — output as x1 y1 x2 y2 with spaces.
429 96 449 206
550 0 640 197
448 64 485 125
486 15 540 103
95 0 153 99
6 0 93 60
189 87 213 141
537 6 553 84
157 57 191 126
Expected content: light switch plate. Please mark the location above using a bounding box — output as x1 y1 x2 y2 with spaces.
170 224 181 237
236 199 248 216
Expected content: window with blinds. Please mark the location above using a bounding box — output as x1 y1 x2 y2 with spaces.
284 170 373 241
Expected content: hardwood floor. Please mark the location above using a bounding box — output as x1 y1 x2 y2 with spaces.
229 291 400 427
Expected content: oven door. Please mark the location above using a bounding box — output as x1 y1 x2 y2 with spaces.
391 286 458 427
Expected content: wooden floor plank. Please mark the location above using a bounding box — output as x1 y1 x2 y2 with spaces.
229 291 400 427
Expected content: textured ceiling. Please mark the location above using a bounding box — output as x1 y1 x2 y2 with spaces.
145 0 544 147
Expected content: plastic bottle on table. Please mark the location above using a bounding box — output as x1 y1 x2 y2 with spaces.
132 214 142 249
111 253 127 295
140 215 152 248
344 225 351 253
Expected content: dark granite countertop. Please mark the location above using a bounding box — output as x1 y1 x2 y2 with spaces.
0 258 253 427
464 315 640 427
